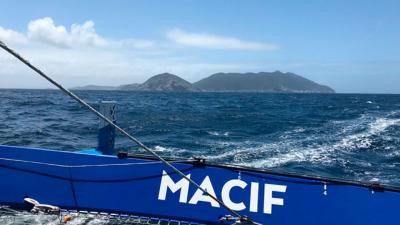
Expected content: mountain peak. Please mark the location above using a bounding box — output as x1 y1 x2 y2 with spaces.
138 73 197 91
193 72 334 93
145 72 181 81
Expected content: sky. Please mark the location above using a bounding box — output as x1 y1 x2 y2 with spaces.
0 0 399 93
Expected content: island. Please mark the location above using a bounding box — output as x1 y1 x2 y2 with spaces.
73 71 334 93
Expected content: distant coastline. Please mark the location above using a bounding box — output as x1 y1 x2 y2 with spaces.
74 71 335 93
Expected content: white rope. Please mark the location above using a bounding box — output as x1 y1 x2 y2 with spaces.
0 157 195 168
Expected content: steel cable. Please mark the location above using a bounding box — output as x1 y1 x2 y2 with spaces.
0 40 257 224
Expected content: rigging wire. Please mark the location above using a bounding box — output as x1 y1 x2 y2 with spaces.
0 40 256 224
0 157 196 168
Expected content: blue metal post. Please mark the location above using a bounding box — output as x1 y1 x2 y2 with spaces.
97 101 117 155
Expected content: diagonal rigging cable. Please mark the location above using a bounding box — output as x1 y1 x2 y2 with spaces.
0 40 258 224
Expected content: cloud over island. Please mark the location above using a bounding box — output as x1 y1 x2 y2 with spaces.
0 17 280 88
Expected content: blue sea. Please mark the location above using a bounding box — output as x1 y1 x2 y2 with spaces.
1 89 400 224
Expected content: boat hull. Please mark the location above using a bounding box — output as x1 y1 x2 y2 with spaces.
0 145 399 224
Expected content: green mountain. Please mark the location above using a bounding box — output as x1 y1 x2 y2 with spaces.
73 71 334 93
135 73 198 91
193 71 334 93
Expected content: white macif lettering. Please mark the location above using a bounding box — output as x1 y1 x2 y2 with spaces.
221 179 247 211
263 184 287 214
158 170 190 203
189 176 220 208
249 182 259 212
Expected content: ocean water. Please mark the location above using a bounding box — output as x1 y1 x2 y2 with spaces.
1 89 400 223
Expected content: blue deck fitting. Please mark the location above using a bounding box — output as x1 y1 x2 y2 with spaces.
97 101 117 155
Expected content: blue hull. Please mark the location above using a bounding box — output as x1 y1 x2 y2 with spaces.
0 145 399 224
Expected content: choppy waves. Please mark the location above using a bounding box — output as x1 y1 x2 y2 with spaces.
1 90 400 186
1 90 400 224
198 111 400 184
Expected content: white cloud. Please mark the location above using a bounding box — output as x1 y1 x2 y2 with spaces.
27 17 108 48
0 26 27 45
0 17 282 89
166 28 279 50
28 17 159 49
0 17 154 49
